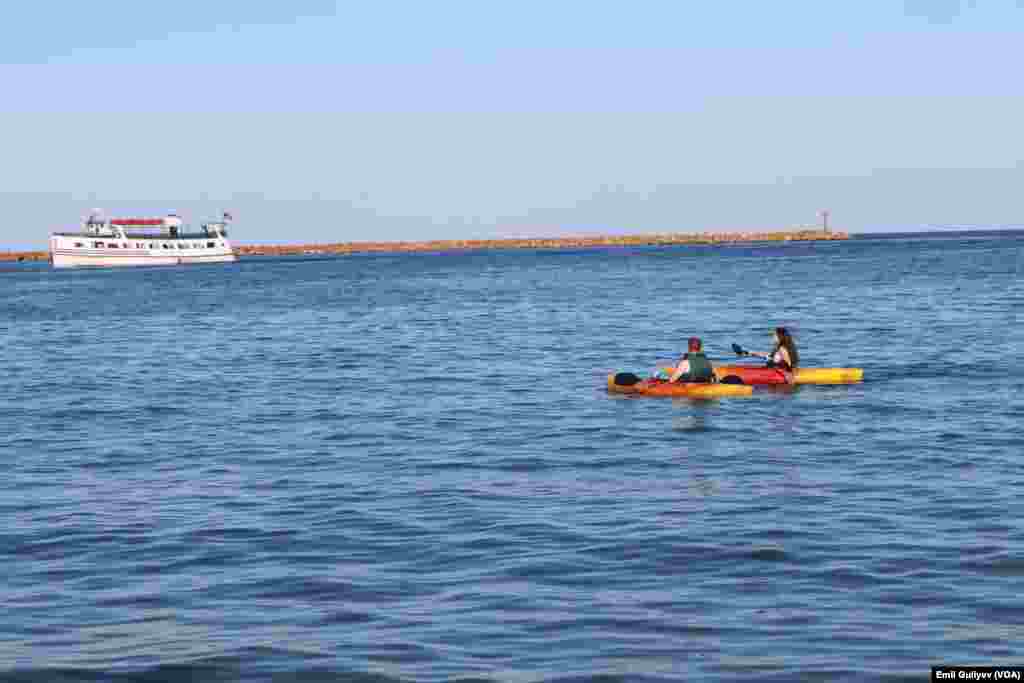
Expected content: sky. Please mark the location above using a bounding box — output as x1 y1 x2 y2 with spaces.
2 0 1023 248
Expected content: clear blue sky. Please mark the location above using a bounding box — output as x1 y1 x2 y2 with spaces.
2 0 1022 247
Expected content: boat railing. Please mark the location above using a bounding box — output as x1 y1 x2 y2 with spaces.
52 231 227 240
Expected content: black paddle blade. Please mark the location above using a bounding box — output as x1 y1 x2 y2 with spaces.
613 372 641 387
731 343 745 356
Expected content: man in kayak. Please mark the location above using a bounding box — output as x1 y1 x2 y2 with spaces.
745 327 800 381
666 337 715 383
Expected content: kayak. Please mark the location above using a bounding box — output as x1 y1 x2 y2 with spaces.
713 365 864 385
607 373 753 398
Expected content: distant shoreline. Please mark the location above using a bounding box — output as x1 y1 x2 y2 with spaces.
2 228 847 262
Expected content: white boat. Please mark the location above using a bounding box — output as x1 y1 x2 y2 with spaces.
49 210 238 268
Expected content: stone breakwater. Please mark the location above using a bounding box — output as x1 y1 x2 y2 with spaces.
0 251 48 263
236 229 847 257
1 229 846 262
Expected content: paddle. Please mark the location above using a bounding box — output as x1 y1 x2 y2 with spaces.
638 346 763 385
653 347 747 378
732 343 792 373
655 359 724 378
732 343 752 357
732 343 777 361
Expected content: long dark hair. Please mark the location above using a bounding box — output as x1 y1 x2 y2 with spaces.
775 327 799 369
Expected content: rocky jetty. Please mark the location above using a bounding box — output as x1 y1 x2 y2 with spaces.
0 251 48 263
236 229 847 257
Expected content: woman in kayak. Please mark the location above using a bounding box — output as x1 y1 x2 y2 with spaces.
666 337 715 383
747 327 800 379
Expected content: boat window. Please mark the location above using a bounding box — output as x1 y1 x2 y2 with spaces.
207 242 216 248
108 243 119 249
94 241 104 248
74 242 83 247
123 243 129 248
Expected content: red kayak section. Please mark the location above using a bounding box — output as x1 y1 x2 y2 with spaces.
714 365 791 385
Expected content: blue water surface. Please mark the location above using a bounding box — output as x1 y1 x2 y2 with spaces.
1 232 1022 681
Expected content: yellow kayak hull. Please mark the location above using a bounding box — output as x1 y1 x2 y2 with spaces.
791 367 863 385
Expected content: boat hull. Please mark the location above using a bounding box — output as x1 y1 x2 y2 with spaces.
714 365 863 385
607 373 753 398
50 252 237 268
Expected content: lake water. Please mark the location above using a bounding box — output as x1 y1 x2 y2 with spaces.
2 232 1022 681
